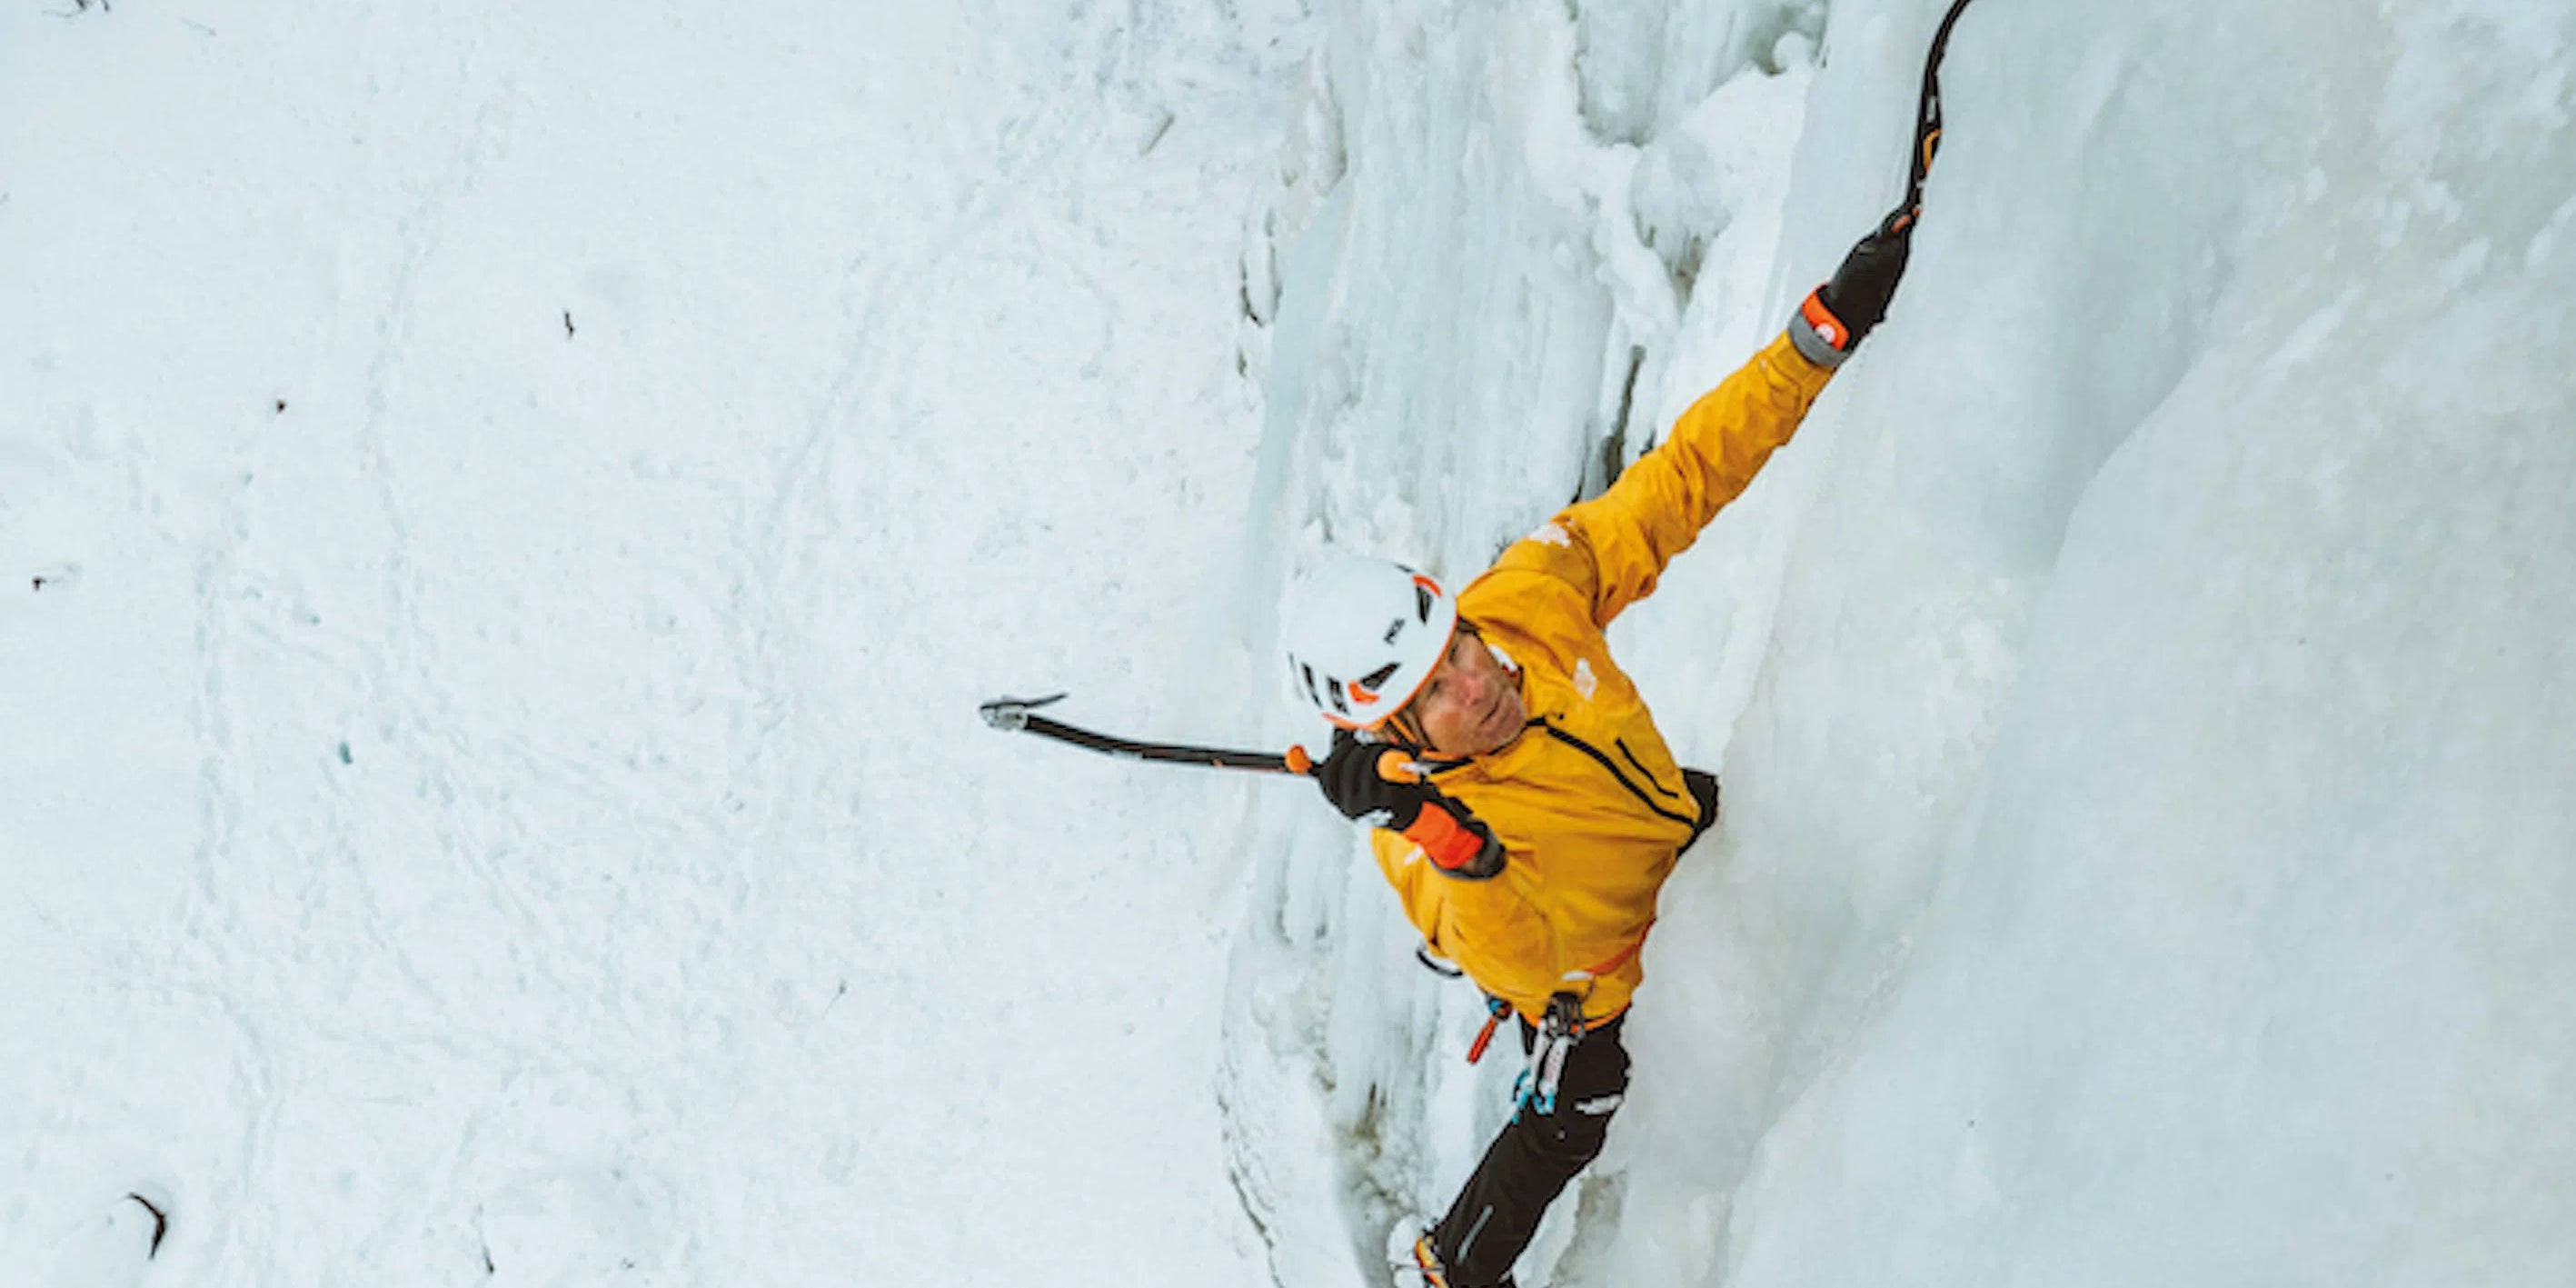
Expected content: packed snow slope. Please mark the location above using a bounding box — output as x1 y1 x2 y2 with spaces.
1225 1 2576 1285
3 2 1298 1284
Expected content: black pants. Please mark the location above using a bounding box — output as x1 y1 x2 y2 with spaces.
1427 1014 1632 1288
1683 768 1721 850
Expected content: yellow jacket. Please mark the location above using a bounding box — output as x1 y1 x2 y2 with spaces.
1371 331 1835 1024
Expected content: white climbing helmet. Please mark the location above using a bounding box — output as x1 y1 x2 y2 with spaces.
1281 554 1457 731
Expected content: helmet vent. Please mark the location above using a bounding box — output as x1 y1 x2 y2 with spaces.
1359 662 1400 693
1415 583 1435 621
1382 616 1405 645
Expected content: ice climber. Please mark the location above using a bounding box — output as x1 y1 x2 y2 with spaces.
1278 209 1917 1288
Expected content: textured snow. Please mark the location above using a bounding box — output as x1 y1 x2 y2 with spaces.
4 2 1292 1283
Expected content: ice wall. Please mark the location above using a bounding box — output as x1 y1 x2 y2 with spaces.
1708 3 2576 1283
1228 0 2576 1284
1224 0 1837 1280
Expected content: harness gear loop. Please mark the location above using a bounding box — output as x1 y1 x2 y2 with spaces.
1515 991 1589 1115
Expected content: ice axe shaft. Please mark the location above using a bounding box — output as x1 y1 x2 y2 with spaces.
979 694 1306 775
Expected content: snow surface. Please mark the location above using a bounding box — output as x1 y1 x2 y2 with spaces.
7 0 2573 1286
5 2 1295 1283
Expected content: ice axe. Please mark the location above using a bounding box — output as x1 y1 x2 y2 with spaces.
979 694 1309 775
1906 0 1979 210
978 694 1426 782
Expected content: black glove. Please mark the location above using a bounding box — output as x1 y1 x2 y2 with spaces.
1311 730 1430 824
1791 207 1916 366
1309 731 1504 879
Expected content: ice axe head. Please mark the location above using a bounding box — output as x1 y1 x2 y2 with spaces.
978 693 1066 733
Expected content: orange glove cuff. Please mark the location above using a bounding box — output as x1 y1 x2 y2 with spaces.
1402 806 1493 876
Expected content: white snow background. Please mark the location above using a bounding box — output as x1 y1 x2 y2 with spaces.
5 1 2571 1286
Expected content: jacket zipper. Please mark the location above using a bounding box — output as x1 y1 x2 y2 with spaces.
1616 737 1685 801
1536 721 1698 827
